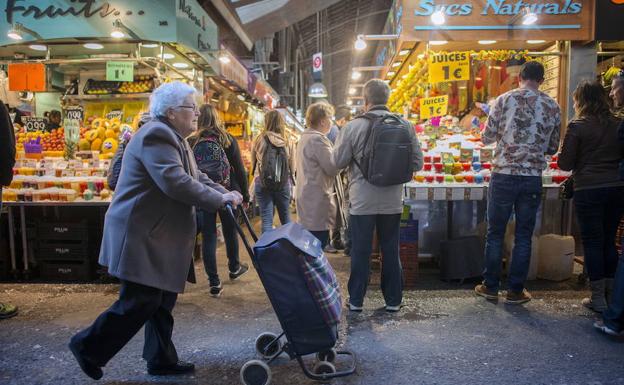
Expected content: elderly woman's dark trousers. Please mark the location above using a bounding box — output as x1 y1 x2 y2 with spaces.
70 280 179 368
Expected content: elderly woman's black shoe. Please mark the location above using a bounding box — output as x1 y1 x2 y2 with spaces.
147 361 195 376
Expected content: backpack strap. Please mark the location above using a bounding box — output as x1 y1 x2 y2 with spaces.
351 112 379 176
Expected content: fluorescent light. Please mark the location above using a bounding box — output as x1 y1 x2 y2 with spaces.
431 9 446 25
218 54 231 64
354 35 367 51
386 71 396 77
346 100 353 106
142 43 159 48
527 40 546 44
172 62 189 68
83 43 104 50
351 71 362 80
429 40 448 46
348 87 357 95
478 40 497 45
29 44 47 51
7 28 22 40
398 49 410 56
392 61 402 68
522 12 538 25
110 27 125 39
162 53 175 59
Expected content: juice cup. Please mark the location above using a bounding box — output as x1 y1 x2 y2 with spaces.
444 163 454 174
425 175 435 183
445 175 454 183
482 162 491 170
435 175 444 183
543 174 553 184
424 155 432 163
454 175 465 183
464 175 475 183
79 181 88 193
462 163 471 172
434 163 444 173
423 164 432 172
453 163 462 174
415 175 425 183
433 155 441 163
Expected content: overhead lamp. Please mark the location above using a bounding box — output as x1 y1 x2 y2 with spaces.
29 44 47 51
354 35 367 51
6 22 42 41
218 53 231 64
142 43 159 48
398 49 410 56
348 87 357 95
431 8 446 25
478 40 497 45
510 7 538 26
346 99 353 106
522 11 538 25
7 27 22 40
110 19 140 39
391 61 402 68
162 53 175 59
429 40 447 46
83 43 104 50
386 71 396 77
351 71 362 80
308 82 328 98
110 27 125 38
527 40 546 44
172 62 189 69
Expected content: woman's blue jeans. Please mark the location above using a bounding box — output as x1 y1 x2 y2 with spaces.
254 181 291 233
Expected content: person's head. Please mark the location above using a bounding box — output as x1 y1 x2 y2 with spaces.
264 110 285 138
149 81 199 137
610 70 624 108
334 105 352 127
136 112 151 130
573 80 614 123
363 79 391 110
48 110 61 124
519 61 545 89
195 104 231 148
305 102 335 134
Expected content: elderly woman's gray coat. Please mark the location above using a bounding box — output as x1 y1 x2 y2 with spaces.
98 119 228 293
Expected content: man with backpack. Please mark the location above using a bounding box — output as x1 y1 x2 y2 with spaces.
333 79 423 313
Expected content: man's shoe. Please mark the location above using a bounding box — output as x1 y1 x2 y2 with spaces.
346 301 363 313
324 244 338 253
209 283 223 298
385 304 402 313
68 340 103 380
0 303 18 319
474 284 499 300
147 361 195 376
332 240 345 251
505 289 532 305
593 320 624 337
229 263 249 280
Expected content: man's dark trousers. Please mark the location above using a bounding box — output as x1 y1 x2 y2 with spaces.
70 280 179 368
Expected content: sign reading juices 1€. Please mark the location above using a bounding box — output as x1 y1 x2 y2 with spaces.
420 95 449 119
428 51 470 84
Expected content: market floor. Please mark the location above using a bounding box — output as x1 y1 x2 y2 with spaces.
1 230 624 385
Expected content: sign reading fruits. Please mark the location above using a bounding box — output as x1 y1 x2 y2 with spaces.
420 95 448 119
428 51 470 83
106 61 134 82
23 117 46 132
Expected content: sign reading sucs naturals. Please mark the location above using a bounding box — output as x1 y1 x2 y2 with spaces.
428 52 470 83
420 95 449 119
106 62 134 82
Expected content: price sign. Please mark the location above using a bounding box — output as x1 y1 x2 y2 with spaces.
469 188 484 201
451 188 465 201
420 95 449 119
433 188 447 200
64 106 84 122
428 51 470 84
23 117 47 132
106 61 134 81
414 187 429 201
105 110 124 121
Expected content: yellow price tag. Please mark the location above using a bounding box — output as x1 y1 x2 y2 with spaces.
428 51 471 83
420 95 448 119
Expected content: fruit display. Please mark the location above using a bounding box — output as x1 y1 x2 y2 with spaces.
118 76 154 93
79 116 125 158
16 128 67 157
84 80 120 95
84 76 154 95
602 66 623 87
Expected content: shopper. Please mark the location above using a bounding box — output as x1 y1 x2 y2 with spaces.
0 103 18 320
46 110 62 131
557 81 624 312
295 102 340 248
475 61 561 304
251 110 294 233
189 104 249 298
107 112 151 190
69 82 243 380
594 70 624 336
333 79 423 313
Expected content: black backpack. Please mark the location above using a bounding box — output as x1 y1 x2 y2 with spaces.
258 135 290 191
354 112 414 186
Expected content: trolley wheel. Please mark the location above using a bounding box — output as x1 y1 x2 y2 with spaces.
255 332 282 359
240 360 272 385
313 361 337 376
316 348 337 363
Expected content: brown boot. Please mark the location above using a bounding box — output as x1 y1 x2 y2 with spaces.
582 279 607 313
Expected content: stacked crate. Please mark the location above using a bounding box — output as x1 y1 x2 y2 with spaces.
36 220 93 281
400 218 419 288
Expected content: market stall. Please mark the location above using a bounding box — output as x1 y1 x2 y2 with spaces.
372 0 595 274
0 0 220 281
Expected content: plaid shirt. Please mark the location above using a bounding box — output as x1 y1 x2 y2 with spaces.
298 250 342 325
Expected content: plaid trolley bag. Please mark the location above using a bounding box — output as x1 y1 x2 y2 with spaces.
225 206 356 385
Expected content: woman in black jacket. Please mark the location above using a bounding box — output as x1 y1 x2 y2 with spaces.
189 104 250 297
558 81 624 313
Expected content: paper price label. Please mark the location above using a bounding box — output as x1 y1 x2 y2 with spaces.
420 95 449 119
428 51 471 84
433 188 447 200
414 187 429 201
451 188 465 201
469 188 484 200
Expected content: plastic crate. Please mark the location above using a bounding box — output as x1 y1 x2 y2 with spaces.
399 219 419 244
39 259 93 282
37 221 89 241
37 241 89 261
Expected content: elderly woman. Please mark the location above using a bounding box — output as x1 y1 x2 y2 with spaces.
68 82 242 380
295 102 341 248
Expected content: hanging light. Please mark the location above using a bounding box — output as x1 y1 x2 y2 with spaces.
218 53 231 64
348 87 357 95
429 40 448 46
110 20 125 38
346 99 353 106
308 82 328 98
7 26 22 40
351 71 362 80
478 40 497 45
83 43 104 50
431 8 446 26
172 62 189 69
522 7 538 25
29 44 47 51
354 35 367 51
527 40 546 44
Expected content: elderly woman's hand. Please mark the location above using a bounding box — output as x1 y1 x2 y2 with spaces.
221 191 243 207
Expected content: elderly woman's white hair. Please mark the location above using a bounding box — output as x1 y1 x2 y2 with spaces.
149 81 197 118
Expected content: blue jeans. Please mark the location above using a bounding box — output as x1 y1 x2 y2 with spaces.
483 173 542 292
348 214 402 307
200 208 240 286
310 230 330 249
603 254 624 332
254 181 291 234
573 187 624 281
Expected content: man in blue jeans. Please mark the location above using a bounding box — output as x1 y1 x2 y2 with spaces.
475 62 561 304
333 79 423 313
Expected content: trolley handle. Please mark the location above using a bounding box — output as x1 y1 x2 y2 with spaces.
224 204 257 259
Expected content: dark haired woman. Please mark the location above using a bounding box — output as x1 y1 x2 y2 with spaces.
558 81 624 312
189 104 249 298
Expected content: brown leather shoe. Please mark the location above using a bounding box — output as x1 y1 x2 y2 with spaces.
505 289 532 305
474 284 499 300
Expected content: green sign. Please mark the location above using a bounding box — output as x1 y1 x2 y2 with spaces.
106 62 134 82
